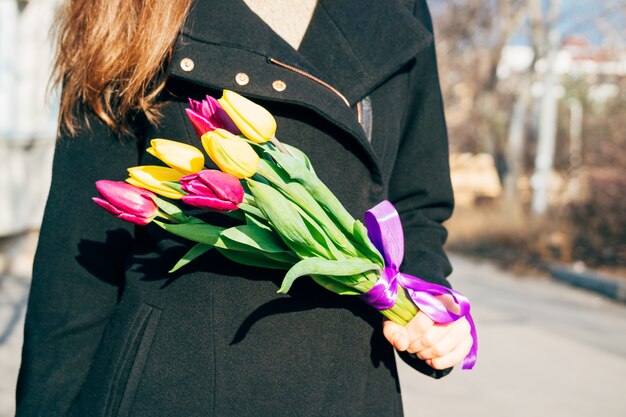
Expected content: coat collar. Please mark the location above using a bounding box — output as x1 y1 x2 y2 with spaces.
169 0 433 174
180 0 432 104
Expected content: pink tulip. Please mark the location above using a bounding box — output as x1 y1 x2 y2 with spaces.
185 96 241 137
180 169 244 212
92 180 158 225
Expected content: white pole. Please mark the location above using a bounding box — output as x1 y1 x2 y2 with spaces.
567 97 583 199
531 0 562 215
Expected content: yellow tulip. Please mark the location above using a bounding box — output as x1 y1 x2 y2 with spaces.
126 166 185 199
146 139 205 175
218 90 276 143
201 129 259 179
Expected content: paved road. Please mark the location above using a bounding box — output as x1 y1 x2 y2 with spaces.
1 236 625 417
0 234 35 417
397 255 626 417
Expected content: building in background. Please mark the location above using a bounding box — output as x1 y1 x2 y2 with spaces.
0 0 59 236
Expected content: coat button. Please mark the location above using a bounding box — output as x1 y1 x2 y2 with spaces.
235 72 250 86
180 58 195 72
272 80 286 92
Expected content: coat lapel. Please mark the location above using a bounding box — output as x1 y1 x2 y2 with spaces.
168 0 433 174
302 0 434 105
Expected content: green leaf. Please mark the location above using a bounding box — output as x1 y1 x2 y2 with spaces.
278 258 380 294
262 250 300 265
256 159 357 257
216 248 292 270
281 143 316 174
352 220 384 267
247 179 330 258
154 220 226 247
267 148 356 234
245 212 272 231
294 204 344 260
169 243 212 273
265 147 315 184
163 181 186 195
256 159 289 187
311 275 360 295
151 195 190 223
221 209 246 222
221 224 290 253
238 202 266 220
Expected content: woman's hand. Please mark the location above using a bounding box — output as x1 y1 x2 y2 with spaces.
382 296 473 370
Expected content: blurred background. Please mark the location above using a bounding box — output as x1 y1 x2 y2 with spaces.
0 0 624 416
434 0 625 275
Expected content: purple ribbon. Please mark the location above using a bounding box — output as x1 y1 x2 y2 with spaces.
360 200 478 370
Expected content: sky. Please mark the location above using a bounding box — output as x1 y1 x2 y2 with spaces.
525 0 626 46
430 0 626 47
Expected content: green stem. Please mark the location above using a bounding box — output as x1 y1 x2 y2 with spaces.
255 161 360 258
242 192 257 206
270 136 292 156
156 211 179 223
357 270 419 325
384 287 419 325
380 308 408 325
306 179 356 236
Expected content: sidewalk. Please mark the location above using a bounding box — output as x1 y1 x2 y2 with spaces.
0 232 36 417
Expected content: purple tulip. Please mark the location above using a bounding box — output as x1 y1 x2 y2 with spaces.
185 95 241 137
180 170 244 212
92 180 158 225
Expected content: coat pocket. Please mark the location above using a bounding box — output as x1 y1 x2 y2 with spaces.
107 303 162 417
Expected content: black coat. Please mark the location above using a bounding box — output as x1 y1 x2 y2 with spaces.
17 0 454 416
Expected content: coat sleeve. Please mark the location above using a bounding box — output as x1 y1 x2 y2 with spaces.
16 116 142 416
388 0 455 378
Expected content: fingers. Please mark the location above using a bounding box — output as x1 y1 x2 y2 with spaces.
383 312 434 352
425 334 473 370
405 311 436 339
383 320 409 351
407 316 458 354
383 313 473 370
414 317 471 359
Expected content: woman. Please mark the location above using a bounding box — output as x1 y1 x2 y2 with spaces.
17 0 473 416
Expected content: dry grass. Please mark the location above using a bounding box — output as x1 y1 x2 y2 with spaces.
445 184 626 280
445 202 581 274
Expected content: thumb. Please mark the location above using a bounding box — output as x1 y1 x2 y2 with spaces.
383 319 409 351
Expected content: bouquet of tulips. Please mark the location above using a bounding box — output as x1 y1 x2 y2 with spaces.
94 90 477 369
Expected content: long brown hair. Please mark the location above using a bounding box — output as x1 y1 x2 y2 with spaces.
53 0 193 136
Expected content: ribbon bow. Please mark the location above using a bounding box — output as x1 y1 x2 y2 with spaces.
360 200 478 370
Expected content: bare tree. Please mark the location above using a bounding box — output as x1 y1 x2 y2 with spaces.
433 0 527 154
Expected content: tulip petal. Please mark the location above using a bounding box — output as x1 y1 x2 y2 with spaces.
127 166 185 199
202 95 219 115
196 170 244 204
185 108 221 138
94 196 155 225
92 197 124 216
179 173 195 187
181 195 239 212
201 130 259 179
181 180 218 197
207 95 242 135
148 139 205 175
188 98 202 113
95 180 158 217
185 96 241 137
117 212 155 226
92 180 158 226
219 90 276 143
